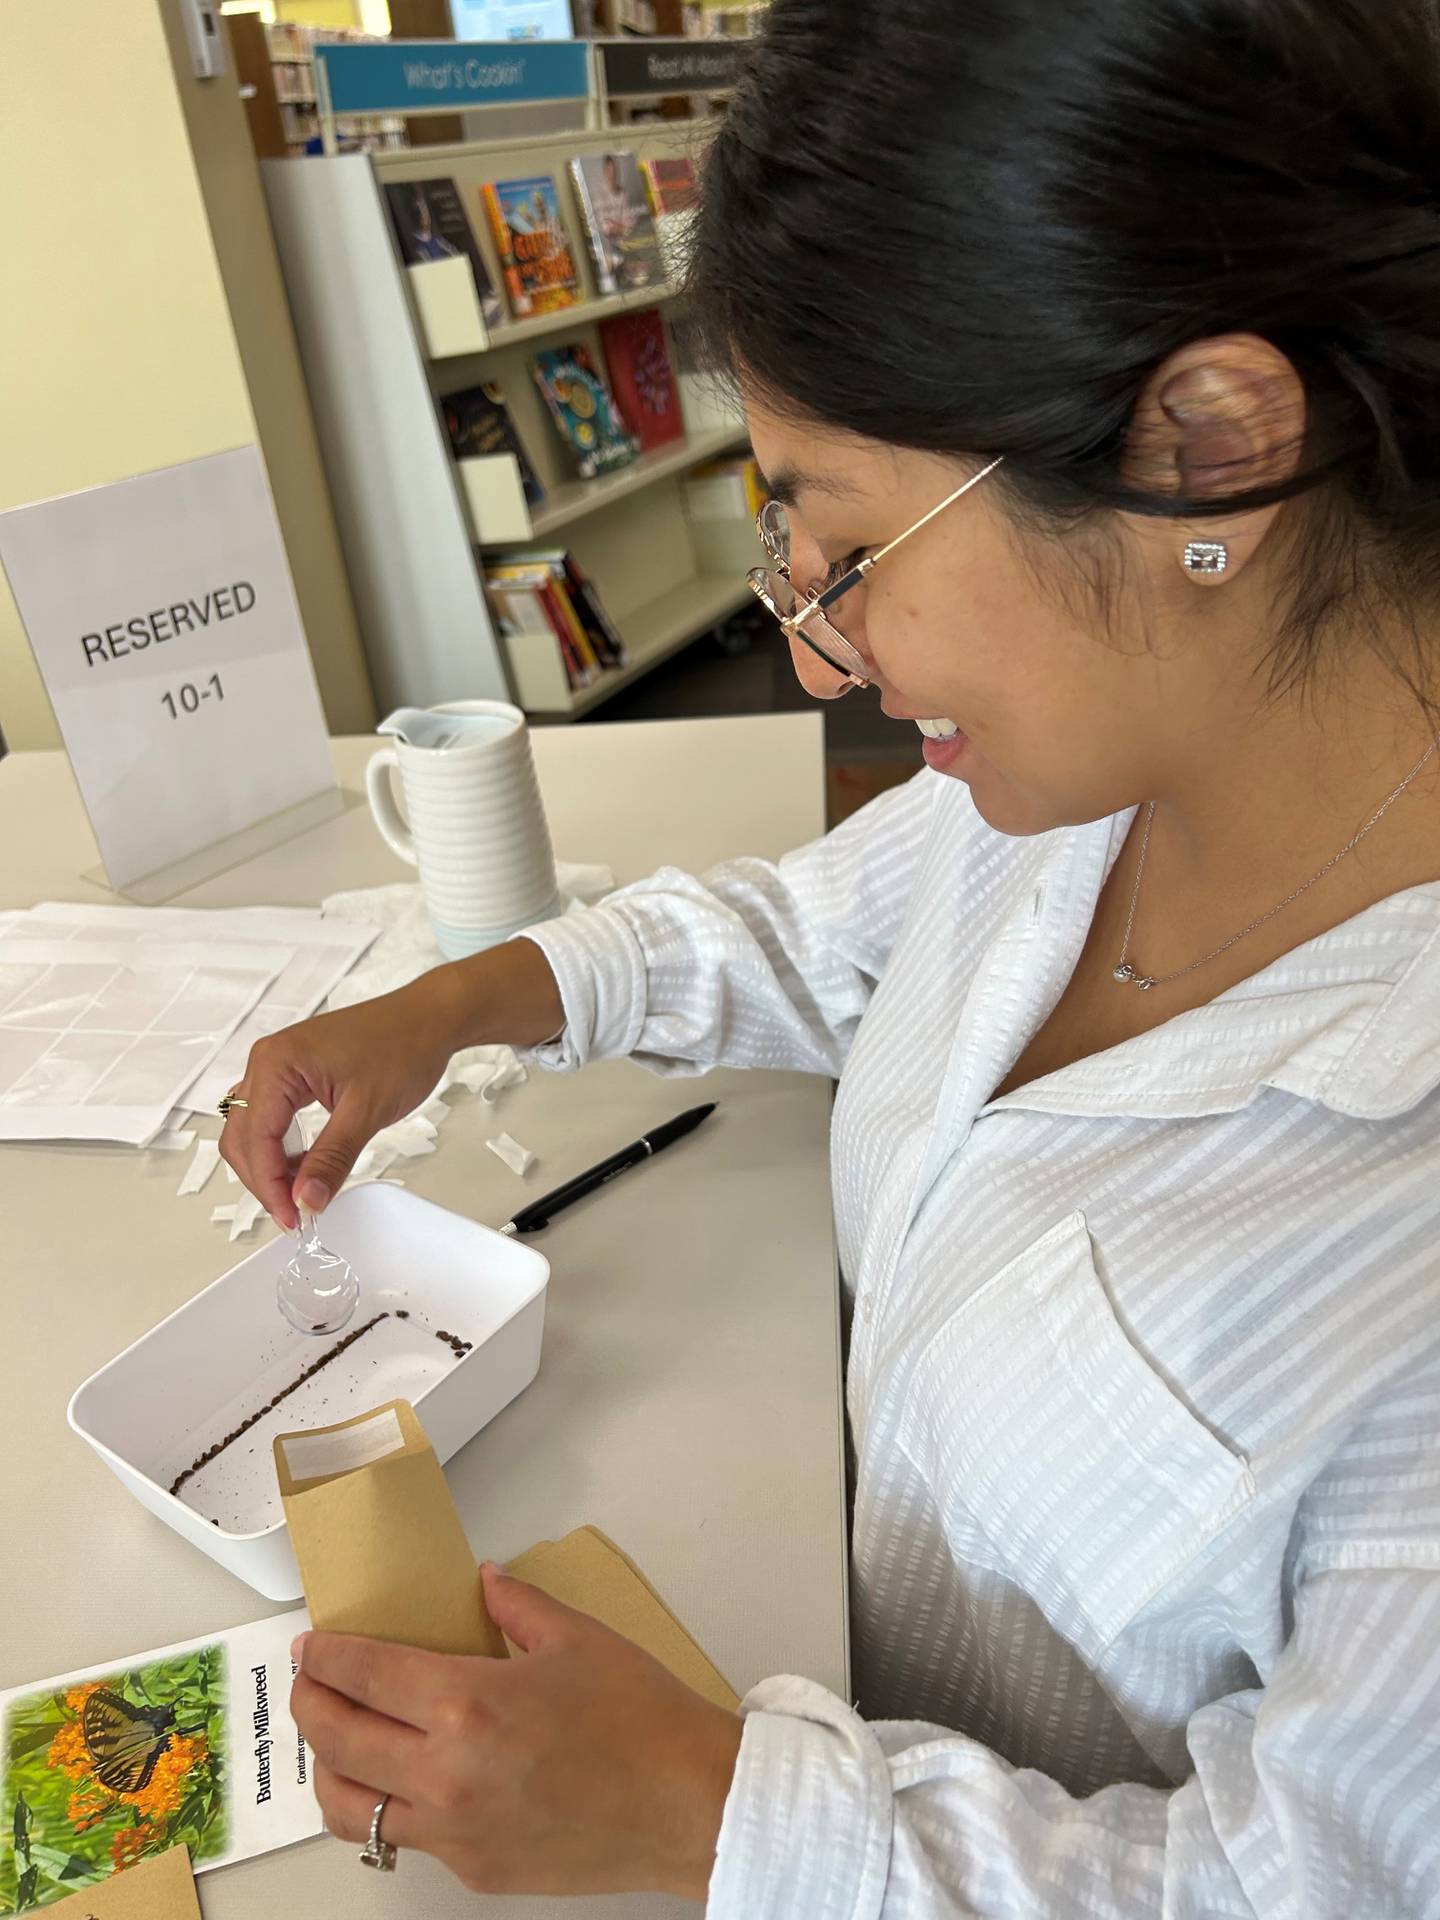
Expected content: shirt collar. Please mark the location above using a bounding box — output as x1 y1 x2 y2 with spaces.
994 820 1440 1123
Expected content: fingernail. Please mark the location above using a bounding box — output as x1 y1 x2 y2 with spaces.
298 1178 331 1212
291 1633 308 1666
480 1560 504 1577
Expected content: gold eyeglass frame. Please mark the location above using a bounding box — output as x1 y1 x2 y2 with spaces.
746 455 1005 688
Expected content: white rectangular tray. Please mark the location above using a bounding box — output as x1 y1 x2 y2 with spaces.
68 1182 549 1600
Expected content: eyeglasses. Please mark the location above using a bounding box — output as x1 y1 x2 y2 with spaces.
747 455 1005 689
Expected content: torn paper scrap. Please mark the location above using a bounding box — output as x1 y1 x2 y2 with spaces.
351 1142 401 1184
487 1132 536 1177
229 1194 267 1242
210 1204 237 1225
381 1116 438 1158
179 1138 221 1196
147 1126 197 1153
480 1058 527 1105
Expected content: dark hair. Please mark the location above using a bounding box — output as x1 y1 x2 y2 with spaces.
688 0 1440 693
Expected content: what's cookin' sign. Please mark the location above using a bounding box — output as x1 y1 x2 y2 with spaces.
80 580 257 667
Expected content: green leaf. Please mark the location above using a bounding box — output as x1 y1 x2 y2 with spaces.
11 1792 31 1863
13 1867 37 1911
27 1845 89 1882
8 1726 58 1765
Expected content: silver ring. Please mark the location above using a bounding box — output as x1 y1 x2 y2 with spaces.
359 1793 397 1871
216 1093 249 1119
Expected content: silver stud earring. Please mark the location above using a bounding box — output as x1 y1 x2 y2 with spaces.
1183 540 1229 576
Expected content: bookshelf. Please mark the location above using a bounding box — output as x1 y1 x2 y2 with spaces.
264 113 761 723
264 22 408 158
566 573 752 717
508 421 749 541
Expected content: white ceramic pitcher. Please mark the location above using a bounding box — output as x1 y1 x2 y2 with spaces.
365 700 561 960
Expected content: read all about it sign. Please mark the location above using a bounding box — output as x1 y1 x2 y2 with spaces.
0 446 334 891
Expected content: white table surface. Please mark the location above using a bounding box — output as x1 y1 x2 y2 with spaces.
0 712 847 1919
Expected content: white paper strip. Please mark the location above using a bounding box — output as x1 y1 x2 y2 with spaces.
481 1058 528 1104
487 1131 536 1177
280 1405 406 1483
228 1193 267 1241
147 1126 197 1152
179 1137 222 1196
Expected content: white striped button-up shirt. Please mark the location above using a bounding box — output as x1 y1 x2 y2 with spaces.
518 768 1440 1918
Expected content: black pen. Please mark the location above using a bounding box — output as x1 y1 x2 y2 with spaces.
498 1103 717 1235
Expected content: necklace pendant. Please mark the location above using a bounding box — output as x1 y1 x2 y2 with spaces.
1112 962 1136 984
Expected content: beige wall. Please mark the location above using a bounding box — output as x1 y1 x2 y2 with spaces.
158 0 375 734
0 0 374 749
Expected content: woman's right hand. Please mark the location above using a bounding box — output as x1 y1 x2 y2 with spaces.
219 939 566 1230
218 979 462 1230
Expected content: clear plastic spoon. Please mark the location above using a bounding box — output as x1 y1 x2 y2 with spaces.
276 1116 359 1336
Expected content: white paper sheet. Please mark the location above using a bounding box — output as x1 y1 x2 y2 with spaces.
0 938 292 1145
10 904 379 1116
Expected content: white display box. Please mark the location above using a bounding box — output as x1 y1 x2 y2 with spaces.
457 454 535 545
406 256 491 359
68 1183 549 1600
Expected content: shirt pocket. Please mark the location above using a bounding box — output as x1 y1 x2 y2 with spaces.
895 1209 1255 1663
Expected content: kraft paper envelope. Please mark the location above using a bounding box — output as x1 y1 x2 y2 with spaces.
44 1844 200 1918
274 1399 507 1658
508 1528 739 1711
275 1401 739 1710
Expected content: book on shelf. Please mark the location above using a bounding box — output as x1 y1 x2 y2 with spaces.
480 176 581 319
441 382 545 507
642 154 699 280
487 561 592 694
568 152 666 298
517 549 626 674
598 307 683 454
683 454 766 521
531 344 639 480
558 548 628 670
384 179 504 331
484 550 627 703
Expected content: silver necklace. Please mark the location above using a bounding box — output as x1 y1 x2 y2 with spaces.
1114 737 1440 991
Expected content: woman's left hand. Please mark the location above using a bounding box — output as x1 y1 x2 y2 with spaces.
289 1561 744 1900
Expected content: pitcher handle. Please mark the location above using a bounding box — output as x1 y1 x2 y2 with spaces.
365 748 417 866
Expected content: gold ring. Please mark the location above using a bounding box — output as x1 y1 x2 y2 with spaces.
217 1094 250 1118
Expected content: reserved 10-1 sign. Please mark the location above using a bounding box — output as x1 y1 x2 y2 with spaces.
0 446 335 891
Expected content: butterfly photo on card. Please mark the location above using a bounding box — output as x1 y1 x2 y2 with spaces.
1 1644 229 1914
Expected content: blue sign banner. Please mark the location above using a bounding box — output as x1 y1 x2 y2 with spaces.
317 39 590 114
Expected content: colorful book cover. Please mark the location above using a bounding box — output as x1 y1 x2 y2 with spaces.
563 552 627 669
569 153 664 297
1 1612 316 1914
642 155 699 280
383 178 503 330
642 155 700 218
480 176 581 320
441 381 545 506
599 308 682 454
486 563 593 688
530 344 638 480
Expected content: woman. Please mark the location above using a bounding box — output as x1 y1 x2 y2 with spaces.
223 1 1440 1910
